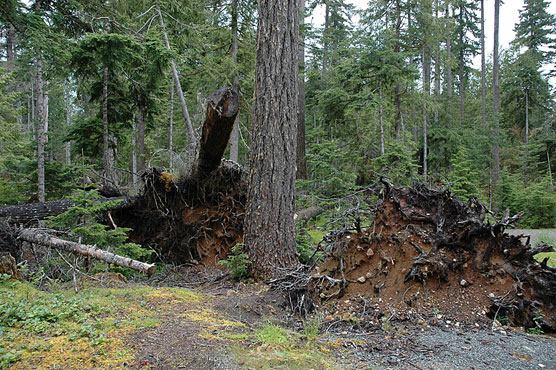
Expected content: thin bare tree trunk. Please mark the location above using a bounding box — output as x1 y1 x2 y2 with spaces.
423 45 430 179
136 103 146 174
102 66 114 183
36 57 46 202
229 0 241 163
480 0 486 130
548 150 553 185
525 89 529 144
379 80 384 156
156 3 196 145
132 114 138 189
492 0 500 186
168 85 174 169
458 5 465 124
18 228 155 275
64 81 71 165
445 4 453 98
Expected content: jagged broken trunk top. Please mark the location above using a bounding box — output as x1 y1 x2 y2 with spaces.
312 182 556 332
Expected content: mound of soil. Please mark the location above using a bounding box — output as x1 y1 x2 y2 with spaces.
308 181 556 332
113 164 245 266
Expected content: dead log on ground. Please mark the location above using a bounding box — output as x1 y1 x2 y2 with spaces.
0 196 130 224
18 228 155 275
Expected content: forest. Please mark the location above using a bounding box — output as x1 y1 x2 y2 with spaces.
0 0 556 368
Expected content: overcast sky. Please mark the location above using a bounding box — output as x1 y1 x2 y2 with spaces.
309 0 556 70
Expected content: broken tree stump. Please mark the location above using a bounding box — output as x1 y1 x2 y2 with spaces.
18 228 155 275
195 86 240 177
0 252 21 280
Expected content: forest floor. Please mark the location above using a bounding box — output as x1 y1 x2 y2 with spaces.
2 266 556 370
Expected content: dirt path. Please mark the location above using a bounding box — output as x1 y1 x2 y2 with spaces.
119 275 556 370
507 229 556 245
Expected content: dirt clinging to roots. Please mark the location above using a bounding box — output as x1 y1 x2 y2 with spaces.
114 163 245 266
306 181 556 332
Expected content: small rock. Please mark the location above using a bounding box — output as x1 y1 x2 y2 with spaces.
341 331 348 335
366 248 374 258
357 276 366 283
500 330 507 335
538 364 545 368
488 293 495 299
366 271 372 279
460 279 468 287
436 314 443 319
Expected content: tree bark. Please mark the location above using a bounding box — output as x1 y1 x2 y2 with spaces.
156 2 196 145
229 0 240 163
492 0 501 186
195 87 239 177
480 0 486 130
394 0 403 140
36 57 46 202
296 0 307 179
245 0 299 278
132 114 138 189
18 228 155 275
423 45 431 179
0 197 130 223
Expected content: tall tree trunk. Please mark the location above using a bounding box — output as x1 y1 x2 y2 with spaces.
132 114 138 189
102 66 114 184
156 3 196 145
296 0 307 179
322 0 329 75
245 0 299 278
480 0 486 130
64 81 71 165
136 102 146 174
423 45 431 179
229 0 240 162
525 89 529 145
168 85 174 169
445 4 453 98
548 150 553 186
6 25 16 72
492 0 501 187
379 80 385 156
394 0 403 140
36 57 46 202
458 5 465 124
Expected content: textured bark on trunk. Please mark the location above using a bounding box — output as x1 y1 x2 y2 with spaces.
102 66 113 184
18 228 155 275
379 81 384 156
0 197 130 223
36 57 46 202
480 0 486 130
296 0 307 179
492 0 500 186
156 3 196 145
132 114 138 189
245 0 299 278
195 87 239 177
394 0 402 140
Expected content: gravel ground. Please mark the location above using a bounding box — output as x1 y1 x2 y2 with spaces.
343 324 556 370
507 229 556 245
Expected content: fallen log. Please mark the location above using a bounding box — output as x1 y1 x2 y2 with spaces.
18 228 155 275
0 196 130 224
295 207 325 223
195 86 239 177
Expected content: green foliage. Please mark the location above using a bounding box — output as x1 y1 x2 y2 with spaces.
447 146 479 201
47 189 151 270
497 173 556 228
219 243 249 280
256 322 289 346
